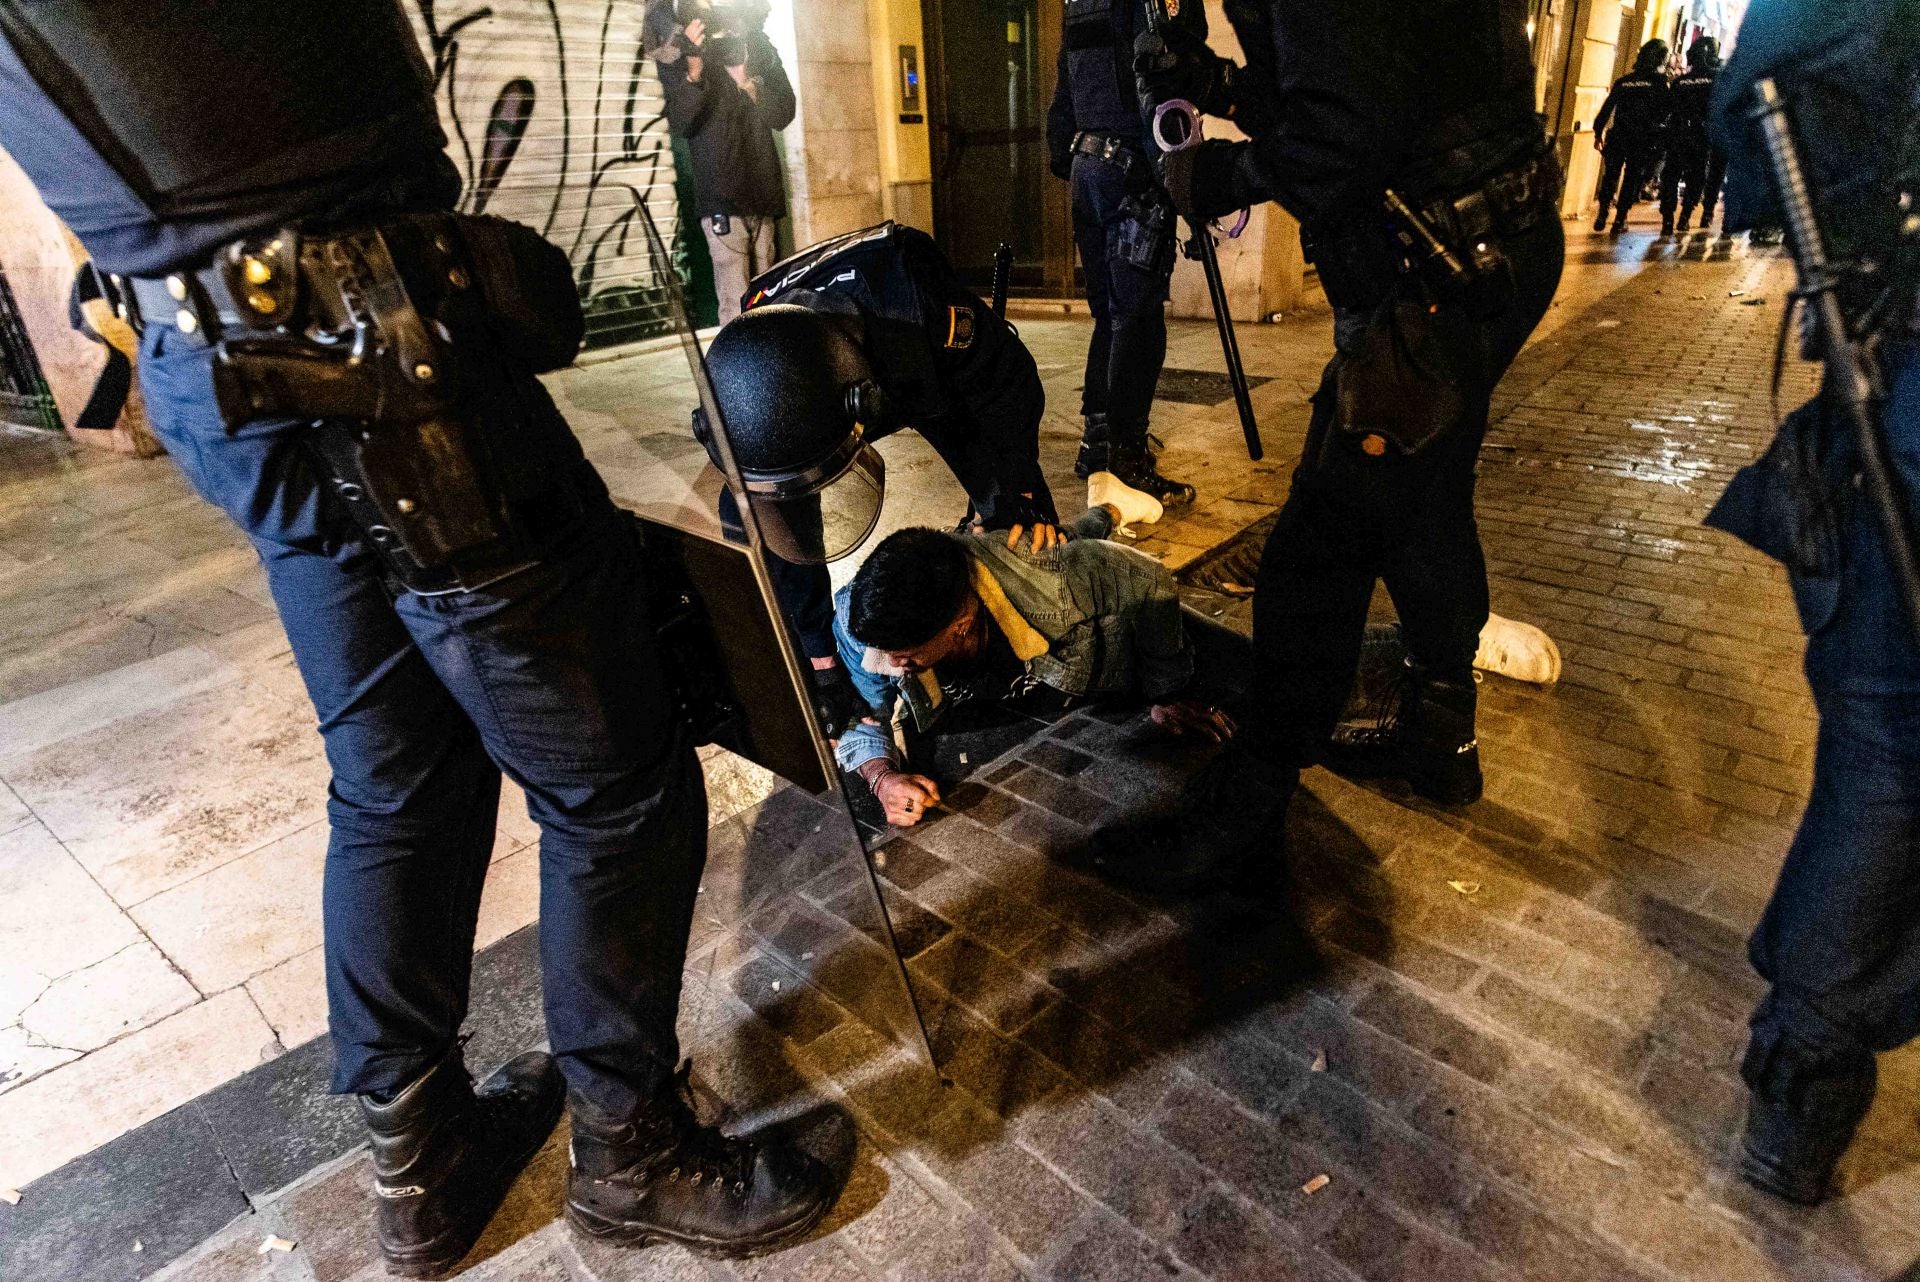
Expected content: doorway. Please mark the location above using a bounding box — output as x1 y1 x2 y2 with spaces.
921 0 1074 295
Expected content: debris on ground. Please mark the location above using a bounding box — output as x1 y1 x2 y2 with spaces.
1447 879 1482 897
257 1236 297 1255
1302 1174 1331 1195
1310 1049 1328 1073
0 1189 19 1206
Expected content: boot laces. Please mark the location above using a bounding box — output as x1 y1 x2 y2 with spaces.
657 1067 755 1199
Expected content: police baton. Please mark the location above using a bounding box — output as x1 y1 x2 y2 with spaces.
1135 1 1263 461
1750 77 1920 645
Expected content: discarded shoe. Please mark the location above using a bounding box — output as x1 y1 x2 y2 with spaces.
1474 613 1562 685
1088 470 1164 532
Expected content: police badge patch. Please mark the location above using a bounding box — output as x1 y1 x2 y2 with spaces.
944 305 976 349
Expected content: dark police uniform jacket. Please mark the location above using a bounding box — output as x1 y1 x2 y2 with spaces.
1593 68 1672 157
0 0 460 278
1215 0 1540 235
1044 0 1210 175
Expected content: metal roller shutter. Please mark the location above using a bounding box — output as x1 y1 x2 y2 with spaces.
406 0 682 350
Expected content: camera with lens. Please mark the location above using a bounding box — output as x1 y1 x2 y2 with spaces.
646 0 770 68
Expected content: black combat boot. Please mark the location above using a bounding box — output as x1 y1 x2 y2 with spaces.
1077 414 1196 508
1592 205 1609 232
1090 748 1296 898
359 1043 565 1278
1677 208 1695 233
567 1067 838 1258
1660 212 1675 237
1738 1042 1876 1206
1322 661 1483 806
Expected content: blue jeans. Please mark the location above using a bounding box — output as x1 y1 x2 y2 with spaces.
138 323 706 1117
1749 341 1920 1077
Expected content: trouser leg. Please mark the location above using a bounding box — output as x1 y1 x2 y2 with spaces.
747 215 777 279
1594 152 1625 223
1659 148 1685 219
256 540 507 1095
1103 252 1169 440
400 507 707 1118
1702 148 1728 224
1072 166 1114 423
705 220 754 325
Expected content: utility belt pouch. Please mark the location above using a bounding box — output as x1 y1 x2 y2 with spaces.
1114 195 1174 273
1332 294 1485 457
209 218 532 591
451 213 587 373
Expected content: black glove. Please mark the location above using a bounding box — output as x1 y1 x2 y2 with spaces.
1134 25 1235 120
1159 138 1247 223
809 662 868 740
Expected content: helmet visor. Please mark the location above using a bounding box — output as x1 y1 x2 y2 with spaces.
748 443 885 565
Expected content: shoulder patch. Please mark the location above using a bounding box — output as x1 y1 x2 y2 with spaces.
944 305 975 349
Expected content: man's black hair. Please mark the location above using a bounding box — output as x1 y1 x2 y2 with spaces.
847 527 972 651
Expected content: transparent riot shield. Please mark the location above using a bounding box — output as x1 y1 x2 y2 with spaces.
609 204 938 1082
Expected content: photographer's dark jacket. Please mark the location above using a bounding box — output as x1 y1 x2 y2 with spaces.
662 32 796 219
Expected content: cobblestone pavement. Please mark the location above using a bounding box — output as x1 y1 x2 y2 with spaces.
135 236 1920 1282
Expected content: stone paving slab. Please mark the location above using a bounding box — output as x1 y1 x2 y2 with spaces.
13 234 1920 1282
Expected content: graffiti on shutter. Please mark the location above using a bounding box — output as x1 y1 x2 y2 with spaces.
411 0 683 350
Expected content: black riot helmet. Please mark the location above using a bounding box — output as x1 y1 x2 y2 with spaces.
698 305 890 565
1687 36 1720 73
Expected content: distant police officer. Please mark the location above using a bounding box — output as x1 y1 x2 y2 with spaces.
1044 0 1207 512
1659 36 1727 236
1705 0 1920 1206
0 2 834 1273
1592 40 1672 234
1088 0 1565 895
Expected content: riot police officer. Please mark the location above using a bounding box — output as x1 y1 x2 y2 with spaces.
1088 0 1565 895
0 2 834 1273
1044 0 1206 512
1705 0 1920 1206
701 222 1161 714
1659 36 1727 236
1592 41 1672 234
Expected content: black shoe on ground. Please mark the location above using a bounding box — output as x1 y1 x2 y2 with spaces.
1611 217 1629 235
1592 209 1609 232
1322 660 1483 806
1678 210 1695 233
1660 215 1675 237
567 1067 838 1259
1089 748 1296 898
360 1043 565 1279
1738 1055 1876 1206
1076 414 1196 508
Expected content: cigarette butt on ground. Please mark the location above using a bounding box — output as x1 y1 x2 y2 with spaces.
258 1236 297 1255
1302 1174 1331 1195
1310 1049 1328 1073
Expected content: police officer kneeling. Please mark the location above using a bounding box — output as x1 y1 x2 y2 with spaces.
1089 0 1566 896
0 2 834 1273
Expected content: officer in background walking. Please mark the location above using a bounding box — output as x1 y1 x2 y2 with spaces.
1044 0 1206 513
1659 35 1727 236
1591 40 1672 234
1704 0 1920 1207
0 2 835 1273
1088 0 1565 896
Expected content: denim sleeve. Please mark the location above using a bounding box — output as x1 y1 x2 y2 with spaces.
833 588 893 713
834 717 899 773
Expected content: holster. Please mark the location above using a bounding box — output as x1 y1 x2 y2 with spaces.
201 213 587 593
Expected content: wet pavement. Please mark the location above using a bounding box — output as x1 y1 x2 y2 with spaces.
4 226 1918 1282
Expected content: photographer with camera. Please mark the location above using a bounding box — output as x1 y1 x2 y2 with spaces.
648 0 795 323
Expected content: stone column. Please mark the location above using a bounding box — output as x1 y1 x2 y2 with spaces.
1166 0 1305 322
779 0 886 244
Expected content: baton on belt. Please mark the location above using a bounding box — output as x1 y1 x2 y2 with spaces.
1750 77 1920 644
1135 1 1263 461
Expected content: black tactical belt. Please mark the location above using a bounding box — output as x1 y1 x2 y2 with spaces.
1415 146 1563 250
1070 130 1152 184
121 261 253 344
